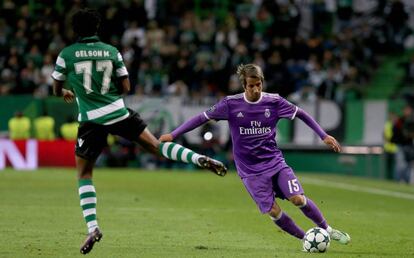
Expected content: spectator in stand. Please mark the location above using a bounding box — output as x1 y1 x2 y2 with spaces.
383 111 398 180
36 53 55 97
8 111 30 140
236 15 254 44
385 0 410 53
400 54 414 87
335 0 353 33
121 21 146 49
34 111 55 140
60 116 79 141
392 104 414 183
25 45 43 68
0 68 15 95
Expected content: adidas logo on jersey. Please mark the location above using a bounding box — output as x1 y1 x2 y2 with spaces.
237 112 244 118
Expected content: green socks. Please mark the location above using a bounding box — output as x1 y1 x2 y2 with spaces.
159 142 202 165
78 179 98 233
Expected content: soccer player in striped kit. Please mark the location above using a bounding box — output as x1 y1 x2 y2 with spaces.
52 9 227 255
160 64 351 249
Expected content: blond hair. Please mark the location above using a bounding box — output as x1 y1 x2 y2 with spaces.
236 64 264 87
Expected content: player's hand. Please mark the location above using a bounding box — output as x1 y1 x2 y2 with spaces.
159 134 174 142
323 135 341 153
63 89 75 103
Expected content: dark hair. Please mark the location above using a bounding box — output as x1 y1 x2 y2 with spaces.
71 8 101 37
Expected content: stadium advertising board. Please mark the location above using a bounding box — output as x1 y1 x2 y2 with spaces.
0 139 75 170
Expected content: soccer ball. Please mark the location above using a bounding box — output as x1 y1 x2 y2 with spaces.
302 227 330 253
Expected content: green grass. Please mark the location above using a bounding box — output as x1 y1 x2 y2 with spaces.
0 169 413 258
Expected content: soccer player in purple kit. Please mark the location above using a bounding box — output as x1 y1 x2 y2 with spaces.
160 64 351 248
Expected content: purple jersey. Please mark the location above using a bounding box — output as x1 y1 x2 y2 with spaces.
204 92 298 178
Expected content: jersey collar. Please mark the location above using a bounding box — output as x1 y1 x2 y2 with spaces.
78 36 100 43
243 92 263 104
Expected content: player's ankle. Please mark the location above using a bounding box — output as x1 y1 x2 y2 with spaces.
326 226 332 233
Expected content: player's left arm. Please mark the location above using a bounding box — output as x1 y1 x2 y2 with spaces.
296 108 341 152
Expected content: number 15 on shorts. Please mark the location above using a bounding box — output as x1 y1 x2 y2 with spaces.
288 179 300 193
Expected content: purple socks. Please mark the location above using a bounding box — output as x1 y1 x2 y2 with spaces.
299 197 328 229
271 197 329 240
272 212 305 239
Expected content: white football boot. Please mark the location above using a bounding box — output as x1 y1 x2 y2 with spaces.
326 226 351 244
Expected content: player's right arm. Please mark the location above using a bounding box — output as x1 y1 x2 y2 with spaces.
114 50 130 95
159 97 229 142
322 135 341 152
276 96 341 152
52 79 75 103
117 76 130 95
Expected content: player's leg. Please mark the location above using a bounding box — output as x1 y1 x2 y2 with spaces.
278 168 351 244
290 195 329 229
291 196 351 244
290 195 351 244
77 157 98 232
276 168 327 228
242 173 305 239
108 109 226 176
268 202 305 239
138 128 227 176
77 156 103 254
75 122 107 254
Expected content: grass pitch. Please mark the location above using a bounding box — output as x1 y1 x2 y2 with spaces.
0 168 413 258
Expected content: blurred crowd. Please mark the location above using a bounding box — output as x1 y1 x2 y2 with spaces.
383 97 414 184
1 0 414 103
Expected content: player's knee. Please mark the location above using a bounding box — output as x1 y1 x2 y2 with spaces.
289 195 305 206
268 204 282 219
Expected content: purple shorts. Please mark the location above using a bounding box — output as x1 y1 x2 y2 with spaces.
242 167 304 214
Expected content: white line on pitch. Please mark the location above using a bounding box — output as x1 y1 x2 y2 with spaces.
301 177 414 201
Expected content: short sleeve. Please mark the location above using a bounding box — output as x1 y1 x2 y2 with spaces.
51 53 67 81
204 98 229 121
114 50 128 78
277 97 298 120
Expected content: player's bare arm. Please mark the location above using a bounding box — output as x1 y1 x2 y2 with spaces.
118 76 130 95
52 79 75 103
323 135 341 153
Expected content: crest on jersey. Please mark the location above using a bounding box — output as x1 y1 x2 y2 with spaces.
265 108 270 118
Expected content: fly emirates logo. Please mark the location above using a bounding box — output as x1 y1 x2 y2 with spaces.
239 121 271 135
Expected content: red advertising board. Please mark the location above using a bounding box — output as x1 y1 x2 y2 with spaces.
0 139 76 170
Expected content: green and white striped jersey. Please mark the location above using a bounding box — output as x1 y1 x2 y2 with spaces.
52 36 129 125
